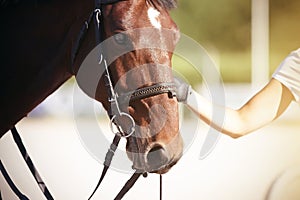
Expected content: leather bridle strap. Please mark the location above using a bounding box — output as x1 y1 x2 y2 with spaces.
0 160 29 200
160 175 163 200
11 127 54 200
71 0 122 72
88 134 121 200
87 2 145 199
114 173 142 200
114 172 163 200
118 82 176 104
0 127 54 200
82 0 168 199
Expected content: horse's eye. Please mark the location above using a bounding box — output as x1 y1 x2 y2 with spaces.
114 33 128 45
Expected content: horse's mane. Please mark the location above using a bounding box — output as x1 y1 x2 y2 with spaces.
1 0 177 9
0 0 19 8
151 0 177 10
0 0 41 8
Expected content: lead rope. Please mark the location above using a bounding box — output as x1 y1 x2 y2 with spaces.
160 175 163 200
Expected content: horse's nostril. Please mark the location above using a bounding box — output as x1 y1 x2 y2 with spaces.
146 145 169 171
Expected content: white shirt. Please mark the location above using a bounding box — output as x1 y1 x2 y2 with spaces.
272 48 300 104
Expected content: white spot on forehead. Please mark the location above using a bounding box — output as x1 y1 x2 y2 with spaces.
147 7 161 29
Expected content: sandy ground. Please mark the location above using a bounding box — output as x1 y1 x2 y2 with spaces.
1 83 300 200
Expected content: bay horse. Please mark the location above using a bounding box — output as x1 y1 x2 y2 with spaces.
0 0 183 194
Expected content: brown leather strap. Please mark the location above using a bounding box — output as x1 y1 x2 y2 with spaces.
88 134 121 200
114 172 142 200
160 175 162 200
118 82 177 104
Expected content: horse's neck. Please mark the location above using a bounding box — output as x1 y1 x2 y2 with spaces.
0 1 93 136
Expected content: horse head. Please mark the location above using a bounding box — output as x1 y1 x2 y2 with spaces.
76 0 182 174
100 0 182 174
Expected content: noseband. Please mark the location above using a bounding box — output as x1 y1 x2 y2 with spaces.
72 0 176 199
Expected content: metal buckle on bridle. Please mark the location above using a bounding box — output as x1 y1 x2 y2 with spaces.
94 8 101 25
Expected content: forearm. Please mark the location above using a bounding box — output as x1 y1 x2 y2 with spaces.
174 76 293 138
185 79 293 138
185 89 249 138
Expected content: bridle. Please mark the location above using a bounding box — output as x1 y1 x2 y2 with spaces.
0 1 177 200
73 0 177 199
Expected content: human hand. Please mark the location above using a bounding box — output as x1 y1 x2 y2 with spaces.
174 77 191 103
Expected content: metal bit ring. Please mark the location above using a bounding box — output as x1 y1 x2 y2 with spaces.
110 112 135 138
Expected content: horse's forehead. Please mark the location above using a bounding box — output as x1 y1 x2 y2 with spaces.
107 1 173 30
147 7 161 29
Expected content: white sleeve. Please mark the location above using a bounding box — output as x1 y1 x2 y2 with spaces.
272 48 300 104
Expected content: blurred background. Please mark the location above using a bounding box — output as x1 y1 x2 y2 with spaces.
172 0 300 84
1 1 300 200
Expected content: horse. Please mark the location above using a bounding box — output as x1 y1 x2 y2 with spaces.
0 0 183 185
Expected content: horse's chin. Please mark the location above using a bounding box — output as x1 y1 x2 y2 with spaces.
150 167 170 174
130 156 180 175
151 157 180 174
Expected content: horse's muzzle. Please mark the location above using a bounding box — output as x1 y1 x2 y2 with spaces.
146 144 170 172
128 140 182 174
